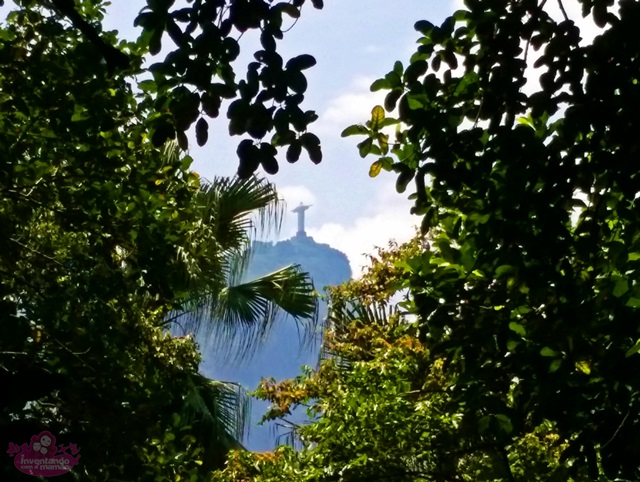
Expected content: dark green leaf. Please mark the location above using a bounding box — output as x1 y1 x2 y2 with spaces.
384 89 403 112
285 54 317 71
300 132 322 164
260 30 276 51
341 124 369 137
196 117 209 146
509 322 526 337
177 130 189 150
286 140 302 163
279 3 300 18
371 78 391 92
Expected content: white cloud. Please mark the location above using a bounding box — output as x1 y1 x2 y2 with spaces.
287 77 421 277
316 76 386 136
275 178 419 279
363 45 383 54
308 213 417 278
277 185 317 208
307 177 418 277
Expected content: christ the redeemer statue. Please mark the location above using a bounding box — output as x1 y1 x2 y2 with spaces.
292 202 311 237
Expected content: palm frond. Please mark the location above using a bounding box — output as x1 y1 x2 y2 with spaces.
192 176 285 294
161 141 182 165
161 164 319 361
197 176 283 253
181 373 249 464
221 243 253 294
188 265 319 362
326 298 394 336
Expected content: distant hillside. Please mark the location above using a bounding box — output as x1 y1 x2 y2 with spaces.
248 234 352 291
200 232 352 451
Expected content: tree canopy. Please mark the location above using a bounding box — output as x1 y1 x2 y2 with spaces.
218 0 640 480
0 1 320 480
214 241 574 481
5 0 640 480
344 0 640 478
132 0 325 176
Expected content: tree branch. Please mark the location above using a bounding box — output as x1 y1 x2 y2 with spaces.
49 0 130 73
557 0 570 21
602 407 631 449
9 237 64 267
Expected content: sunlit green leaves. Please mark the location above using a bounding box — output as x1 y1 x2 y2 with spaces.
540 347 560 358
369 105 385 130
213 236 574 480
369 160 382 178
508 322 526 337
575 360 591 375
626 341 640 357
346 1 640 478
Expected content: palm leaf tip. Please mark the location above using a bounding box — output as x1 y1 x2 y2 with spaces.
212 264 319 360
184 264 319 363
197 176 283 253
182 373 250 448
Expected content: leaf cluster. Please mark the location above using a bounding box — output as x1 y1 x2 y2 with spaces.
341 1 640 478
214 241 575 481
131 0 324 176
0 3 318 479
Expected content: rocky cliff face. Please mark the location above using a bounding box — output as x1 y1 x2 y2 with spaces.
200 234 352 451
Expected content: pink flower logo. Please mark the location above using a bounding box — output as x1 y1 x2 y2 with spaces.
7 431 80 477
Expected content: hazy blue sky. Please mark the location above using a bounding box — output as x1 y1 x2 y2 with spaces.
13 1 599 274
100 1 455 275
101 0 600 274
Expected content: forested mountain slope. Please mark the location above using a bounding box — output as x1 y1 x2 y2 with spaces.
200 233 351 450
